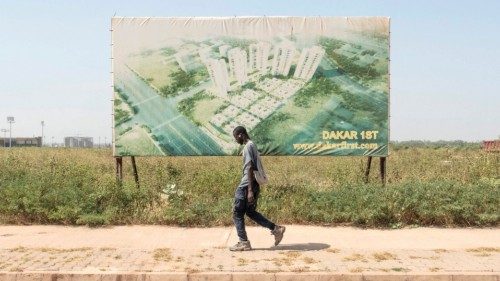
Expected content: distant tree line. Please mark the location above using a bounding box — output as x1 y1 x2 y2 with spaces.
390 140 481 150
160 47 176 56
221 37 257 49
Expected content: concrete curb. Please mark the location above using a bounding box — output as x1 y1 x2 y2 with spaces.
0 271 498 281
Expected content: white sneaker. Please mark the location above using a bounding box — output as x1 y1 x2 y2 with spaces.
229 240 252 251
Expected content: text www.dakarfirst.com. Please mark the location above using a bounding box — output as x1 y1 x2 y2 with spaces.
293 141 379 150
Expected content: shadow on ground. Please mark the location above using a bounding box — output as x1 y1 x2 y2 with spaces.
253 243 330 251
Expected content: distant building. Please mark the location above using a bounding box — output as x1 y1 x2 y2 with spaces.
198 46 214 64
294 46 325 81
482 140 500 152
218 45 231 57
271 42 296 77
204 58 230 98
174 50 198 73
249 42 271 73
0 137 42 147
64 137 93 148
227 48 248 86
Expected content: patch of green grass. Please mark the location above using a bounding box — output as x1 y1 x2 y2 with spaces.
391 267 410 272
342 253 367 262
153 248 172 262
115 125 163 156
177 90 212 126
372 252 398 262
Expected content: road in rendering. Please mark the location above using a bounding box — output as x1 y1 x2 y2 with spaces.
115 64 223 155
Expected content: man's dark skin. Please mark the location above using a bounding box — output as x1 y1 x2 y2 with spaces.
233 131 255 205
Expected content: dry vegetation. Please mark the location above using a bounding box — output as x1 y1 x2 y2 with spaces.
0 146 498 227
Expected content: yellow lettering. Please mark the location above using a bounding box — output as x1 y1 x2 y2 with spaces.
349 131 358 139
322 131 330 140
322 131 359 140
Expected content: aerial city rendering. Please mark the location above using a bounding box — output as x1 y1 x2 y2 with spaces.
112 17 389 156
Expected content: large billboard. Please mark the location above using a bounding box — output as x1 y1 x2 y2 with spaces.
112 17 389 156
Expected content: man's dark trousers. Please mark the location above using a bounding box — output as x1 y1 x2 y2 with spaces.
233 181 276 241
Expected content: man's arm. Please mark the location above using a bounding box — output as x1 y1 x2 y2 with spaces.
247 166 255 204
244 142 258 204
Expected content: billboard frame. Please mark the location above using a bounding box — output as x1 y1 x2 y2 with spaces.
110 16 390 185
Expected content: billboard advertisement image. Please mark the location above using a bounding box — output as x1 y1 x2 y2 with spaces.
112 17 389 156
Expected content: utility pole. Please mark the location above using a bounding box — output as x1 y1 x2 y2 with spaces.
7 117 14 148
41 121 45 147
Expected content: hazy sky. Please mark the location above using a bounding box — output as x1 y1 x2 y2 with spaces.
1 0 499 143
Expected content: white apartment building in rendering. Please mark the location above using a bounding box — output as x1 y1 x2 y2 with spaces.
249 42 271 73
219 45 231 57
271 42 296 77
198 46 214 64
175 50 195 73
293 46 325 81
227 48 248 86
205 58 230 98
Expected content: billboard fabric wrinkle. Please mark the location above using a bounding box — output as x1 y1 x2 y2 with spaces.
112 17 389 156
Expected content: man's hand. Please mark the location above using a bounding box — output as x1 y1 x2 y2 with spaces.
247 189 255 205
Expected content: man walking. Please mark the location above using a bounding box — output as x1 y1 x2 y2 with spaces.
230 126 286 251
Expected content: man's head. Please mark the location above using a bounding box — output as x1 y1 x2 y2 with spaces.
233 126 249 145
